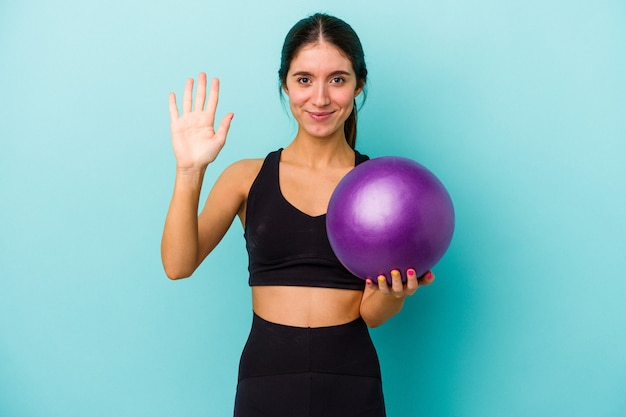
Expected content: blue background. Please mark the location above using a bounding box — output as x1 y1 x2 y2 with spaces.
1 0 625 416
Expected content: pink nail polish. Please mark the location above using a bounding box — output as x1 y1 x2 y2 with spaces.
407 269 415 277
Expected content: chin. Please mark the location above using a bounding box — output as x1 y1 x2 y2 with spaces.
308 131 341 140
302 124 344 140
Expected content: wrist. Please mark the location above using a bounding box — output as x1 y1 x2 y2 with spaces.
176 164 207 177
174 166 207 189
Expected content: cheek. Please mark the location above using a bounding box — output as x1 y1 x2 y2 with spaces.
333 89 357 107
287 90 308 108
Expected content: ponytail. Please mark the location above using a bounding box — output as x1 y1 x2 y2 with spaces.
344 99 358 149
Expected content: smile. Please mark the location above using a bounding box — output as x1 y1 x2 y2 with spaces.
307 111 335 121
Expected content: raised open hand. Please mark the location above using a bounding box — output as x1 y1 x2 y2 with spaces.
168 72 234 170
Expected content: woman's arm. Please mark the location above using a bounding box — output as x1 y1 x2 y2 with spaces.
160 72 236 279
162 160 258 279
359 269 434 327
161 167 207 279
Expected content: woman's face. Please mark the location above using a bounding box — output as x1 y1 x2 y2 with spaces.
284 42 363 140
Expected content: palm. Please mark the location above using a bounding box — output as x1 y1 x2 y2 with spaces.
168 73 233 169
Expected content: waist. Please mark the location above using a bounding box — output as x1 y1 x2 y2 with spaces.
238 311 381 381
252 285 363 328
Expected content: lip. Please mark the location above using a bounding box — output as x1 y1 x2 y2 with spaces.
307 111 335 121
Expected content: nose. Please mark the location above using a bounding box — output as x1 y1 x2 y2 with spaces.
312 83 330 107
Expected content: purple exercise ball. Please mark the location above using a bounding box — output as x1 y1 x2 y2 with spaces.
326 156 455 282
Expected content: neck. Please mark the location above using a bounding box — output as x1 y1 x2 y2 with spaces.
284 130 354 169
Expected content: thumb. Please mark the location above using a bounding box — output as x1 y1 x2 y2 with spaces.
216 112 234 142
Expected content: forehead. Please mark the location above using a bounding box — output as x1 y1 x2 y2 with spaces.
289 42 354 73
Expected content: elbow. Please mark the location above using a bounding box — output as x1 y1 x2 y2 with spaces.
162 261 195 280
360 304 398 328
360 310 386 328
161 251 197 280
165 270 191 280
362 316 385 329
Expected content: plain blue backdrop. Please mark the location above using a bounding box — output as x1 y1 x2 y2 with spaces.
1 0 625 416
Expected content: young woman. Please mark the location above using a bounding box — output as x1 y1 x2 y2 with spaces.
161 13 434 417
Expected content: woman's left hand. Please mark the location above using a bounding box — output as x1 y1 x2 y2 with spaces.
365 269 435 298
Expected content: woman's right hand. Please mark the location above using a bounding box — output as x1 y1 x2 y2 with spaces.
168 72 234 170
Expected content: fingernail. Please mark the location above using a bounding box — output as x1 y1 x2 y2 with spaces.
407 269 415 277
427 271 434 280
365 278 372 286
391 270 400 278
377 275 386 284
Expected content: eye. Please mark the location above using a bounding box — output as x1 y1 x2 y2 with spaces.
297 77 311 84
331 77 345 84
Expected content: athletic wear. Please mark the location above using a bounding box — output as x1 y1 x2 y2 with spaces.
234 313 386 417
245 148 369 290
235 149 385 417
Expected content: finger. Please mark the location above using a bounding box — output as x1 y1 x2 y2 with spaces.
205 77 220 127
194 72 207 112
168 92 179 121
376 275 391 295
418 270 435 286
405 269 419 295
390 270 405 297
182 77 194 114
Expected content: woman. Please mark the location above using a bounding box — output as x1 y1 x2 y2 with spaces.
161 13 434 417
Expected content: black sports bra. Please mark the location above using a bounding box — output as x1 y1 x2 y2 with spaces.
244 148 369 290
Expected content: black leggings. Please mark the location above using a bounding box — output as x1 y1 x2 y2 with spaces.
234 313 386 417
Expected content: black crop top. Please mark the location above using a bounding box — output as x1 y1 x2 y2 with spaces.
245 148 370 290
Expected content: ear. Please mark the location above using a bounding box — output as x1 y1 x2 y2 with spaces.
282 82 289 95
354 80 364 97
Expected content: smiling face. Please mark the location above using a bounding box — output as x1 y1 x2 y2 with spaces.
283 42 363 141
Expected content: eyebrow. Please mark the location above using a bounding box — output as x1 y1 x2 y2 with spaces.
290 70 353 77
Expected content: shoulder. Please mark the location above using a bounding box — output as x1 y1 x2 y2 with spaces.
214 148 281 193
222 149 280 180
222 158 264 179
214 157 264 194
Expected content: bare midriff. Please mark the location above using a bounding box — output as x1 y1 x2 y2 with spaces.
252 285 364 328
